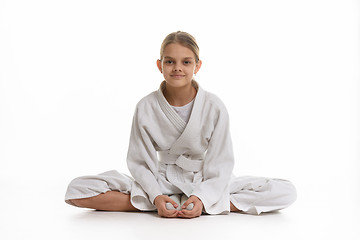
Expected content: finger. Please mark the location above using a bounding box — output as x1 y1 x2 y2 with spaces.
160 202 178 213
162 209 179 218
181 202 202 216
182 197 198 209
179 209 191 216
158 208 174 217
181 201 194 210
165 202 176 210
179 209 196 216
177 211 190 218
181 198 194 208
165 198 179 209
178 209 200 219
182 199 190 205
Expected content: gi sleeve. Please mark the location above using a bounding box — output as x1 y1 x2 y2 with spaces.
126 106 163 204
190 104 235 213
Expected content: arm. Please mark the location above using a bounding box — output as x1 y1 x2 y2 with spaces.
126 107 163 204
190 105 235 213
127 105 192 218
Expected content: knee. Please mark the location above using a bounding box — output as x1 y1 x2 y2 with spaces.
68 198 89 207
272 179 297 206
64 176 105 205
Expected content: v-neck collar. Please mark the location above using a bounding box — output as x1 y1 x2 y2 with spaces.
156 80 202 133
156 80 205 154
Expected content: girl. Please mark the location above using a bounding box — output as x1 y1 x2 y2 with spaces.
65 31 296 219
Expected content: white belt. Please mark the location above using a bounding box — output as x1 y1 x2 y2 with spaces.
158 151 204 172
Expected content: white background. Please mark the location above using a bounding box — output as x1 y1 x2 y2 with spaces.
1 0 359 239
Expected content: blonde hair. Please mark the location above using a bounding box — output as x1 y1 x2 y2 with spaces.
160 31 200 63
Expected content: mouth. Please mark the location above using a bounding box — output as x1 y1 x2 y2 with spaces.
170 75 185 78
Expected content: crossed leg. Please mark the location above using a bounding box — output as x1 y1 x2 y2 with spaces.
70 191 139 211
70 190 241 212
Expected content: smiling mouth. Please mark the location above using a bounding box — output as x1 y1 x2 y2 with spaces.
171 75 185 78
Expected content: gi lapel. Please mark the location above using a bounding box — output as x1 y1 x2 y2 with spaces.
156 80 205 154
170 82 204 154
156 81 187 134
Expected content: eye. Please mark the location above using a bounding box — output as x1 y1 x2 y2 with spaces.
184 61 191 65
165 60 174 64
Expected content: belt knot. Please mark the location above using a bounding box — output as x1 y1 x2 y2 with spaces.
158 151 204 172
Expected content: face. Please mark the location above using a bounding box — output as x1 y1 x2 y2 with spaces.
157 43 202 88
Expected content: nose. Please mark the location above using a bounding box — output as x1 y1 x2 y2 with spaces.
173 63 182 72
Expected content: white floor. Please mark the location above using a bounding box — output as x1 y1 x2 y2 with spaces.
1 175 359 240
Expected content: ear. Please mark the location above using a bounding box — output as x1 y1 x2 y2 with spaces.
194 60 202 74
156 59 163 73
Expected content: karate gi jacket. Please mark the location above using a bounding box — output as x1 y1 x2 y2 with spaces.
127 81 235 214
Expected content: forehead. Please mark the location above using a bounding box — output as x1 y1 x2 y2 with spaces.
163 43 195 59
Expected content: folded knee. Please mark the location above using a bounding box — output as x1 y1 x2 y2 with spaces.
69 198 89 207
272 179 297 206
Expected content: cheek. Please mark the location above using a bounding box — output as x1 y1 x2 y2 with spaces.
164 68 172 74
161 66 168 73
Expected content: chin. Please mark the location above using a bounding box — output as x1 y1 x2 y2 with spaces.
165 78 191 87
165 80 192 88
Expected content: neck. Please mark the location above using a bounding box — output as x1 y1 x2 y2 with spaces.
163 82 197 106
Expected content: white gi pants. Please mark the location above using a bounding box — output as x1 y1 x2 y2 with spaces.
65 170 296 215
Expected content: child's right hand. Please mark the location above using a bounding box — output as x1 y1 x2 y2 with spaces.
154 195 179 218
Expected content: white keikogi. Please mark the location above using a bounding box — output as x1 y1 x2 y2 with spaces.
65 81 297 215
128 80 234 214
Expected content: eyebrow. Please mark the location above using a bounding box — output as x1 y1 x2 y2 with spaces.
164 56 194 60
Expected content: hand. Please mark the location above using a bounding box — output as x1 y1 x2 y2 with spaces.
154 195 179 218
177 195 203 219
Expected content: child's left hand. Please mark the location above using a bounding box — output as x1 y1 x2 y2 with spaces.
177 195 203 219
